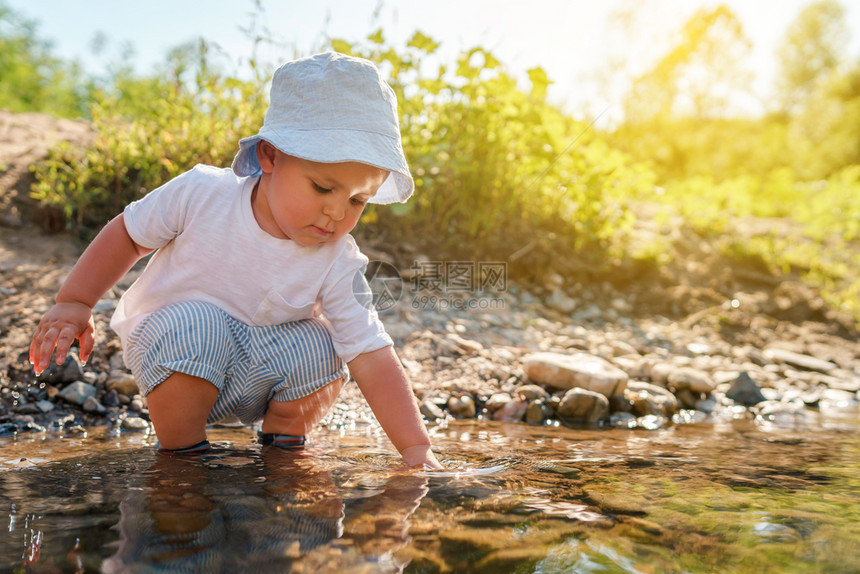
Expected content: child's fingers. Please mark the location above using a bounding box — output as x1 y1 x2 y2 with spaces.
78 327 95 364
33 327 59 374
54 326 78 366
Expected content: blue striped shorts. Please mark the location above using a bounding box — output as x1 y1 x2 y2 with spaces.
124 301 346 424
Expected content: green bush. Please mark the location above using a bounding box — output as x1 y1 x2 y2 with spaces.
332 31 654 279
30 42 267 232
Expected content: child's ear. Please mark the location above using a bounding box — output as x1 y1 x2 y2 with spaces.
256 141 277 173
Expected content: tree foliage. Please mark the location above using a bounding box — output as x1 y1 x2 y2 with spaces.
0 2 90 117
777 0 849 113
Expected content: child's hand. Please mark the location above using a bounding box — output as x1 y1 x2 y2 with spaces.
400 444 444 470
30 302 95 375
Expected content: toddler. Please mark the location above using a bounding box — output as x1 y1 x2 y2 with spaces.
29 52 441 469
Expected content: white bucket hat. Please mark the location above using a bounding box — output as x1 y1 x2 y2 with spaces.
231 52 414 204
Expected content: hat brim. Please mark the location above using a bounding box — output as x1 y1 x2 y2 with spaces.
231 128 414 205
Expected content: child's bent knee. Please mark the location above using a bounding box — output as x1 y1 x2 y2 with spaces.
261 377 344 435
146 372 219 450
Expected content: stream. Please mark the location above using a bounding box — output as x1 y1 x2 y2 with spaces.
1 407 859 573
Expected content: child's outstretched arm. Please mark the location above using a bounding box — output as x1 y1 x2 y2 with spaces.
30 214 153 374
348 346 443 469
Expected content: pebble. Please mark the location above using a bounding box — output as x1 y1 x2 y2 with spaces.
447 395 476 418
763 348 837 374
39 352 84 385
120 416 150 431
667 367 715 394
36 400 54 413
515 384 550 402
57 381 97 406
556 388 609 425
4 254 859 440
624 381 678 418
106 371 138 396
82 396 106 414
419 399 447 421
726 372 767 406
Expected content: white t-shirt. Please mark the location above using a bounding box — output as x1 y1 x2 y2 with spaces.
110 164 392 362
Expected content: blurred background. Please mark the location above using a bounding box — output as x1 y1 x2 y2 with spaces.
1 0 859 323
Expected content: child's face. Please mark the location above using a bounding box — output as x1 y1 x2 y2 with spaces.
253 142 388 246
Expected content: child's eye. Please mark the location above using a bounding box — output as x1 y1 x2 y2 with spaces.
312 182 333 193
351 197 367 206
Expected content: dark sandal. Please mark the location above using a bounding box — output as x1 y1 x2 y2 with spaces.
257 432 306 448
157 439 211 455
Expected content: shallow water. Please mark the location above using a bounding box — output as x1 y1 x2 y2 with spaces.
1 409 859 573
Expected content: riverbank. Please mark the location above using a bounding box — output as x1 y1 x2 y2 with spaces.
0 111 858 442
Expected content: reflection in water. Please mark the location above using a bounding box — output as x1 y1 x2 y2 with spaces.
1 412 859 573
100 445 428 573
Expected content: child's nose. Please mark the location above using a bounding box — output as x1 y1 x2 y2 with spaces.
324 198 346 221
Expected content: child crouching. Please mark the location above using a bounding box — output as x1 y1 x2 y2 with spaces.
29 52 441 469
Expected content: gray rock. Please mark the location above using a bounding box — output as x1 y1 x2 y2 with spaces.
106 371 139 396
556 388 609 425
57 381 97 406
36 400 54 413
102 389 121 407
763 348 837 374
667 367 715 393
14 403 41 415
726 371 767 406
109 352 127 371
82 396 106 414
752 400 813 427
39 352 84 385
523 352 628 398
129 398 144 412
695 395 717 413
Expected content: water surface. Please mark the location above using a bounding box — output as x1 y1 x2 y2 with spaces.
2 410 859 573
